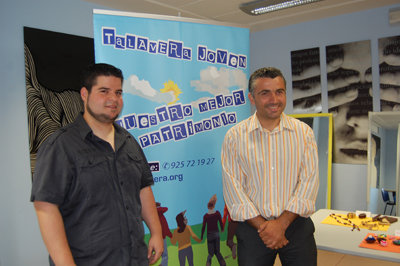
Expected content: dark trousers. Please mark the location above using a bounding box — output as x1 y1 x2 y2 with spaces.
236 217 317 266
206 231 226 265
178 246 194 266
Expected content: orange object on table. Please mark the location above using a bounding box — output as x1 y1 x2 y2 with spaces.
359 233 400 253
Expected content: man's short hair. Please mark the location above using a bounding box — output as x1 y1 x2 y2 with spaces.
248 67 286 96
81 63 124 92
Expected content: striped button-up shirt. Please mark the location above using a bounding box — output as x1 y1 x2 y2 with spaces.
221 112 319 221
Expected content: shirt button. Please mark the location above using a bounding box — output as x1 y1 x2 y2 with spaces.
120 181 124 186
126 206 129 210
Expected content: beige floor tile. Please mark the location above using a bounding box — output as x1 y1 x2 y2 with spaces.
273 249 399 266
337 254 400 266
273 250 344 265
317 250 346 266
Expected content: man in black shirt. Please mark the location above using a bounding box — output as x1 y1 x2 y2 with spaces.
31 63 163 265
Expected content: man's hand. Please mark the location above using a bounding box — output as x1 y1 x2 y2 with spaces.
247 215 287 249
147 235 163 264
33 201 76 266
140 186 164 265
257 211 298 250
258 219 288 249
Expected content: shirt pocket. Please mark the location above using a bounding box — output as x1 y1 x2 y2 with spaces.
76 154 111 198
118 152 144 192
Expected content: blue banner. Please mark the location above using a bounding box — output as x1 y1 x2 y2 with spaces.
93 10 249 265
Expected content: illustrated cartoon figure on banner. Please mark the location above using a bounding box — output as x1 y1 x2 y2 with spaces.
156 202 172 266
201 194 226 266
171 210 201 266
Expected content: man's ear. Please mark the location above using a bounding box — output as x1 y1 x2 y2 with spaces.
248 92 255 105
80 87 88 102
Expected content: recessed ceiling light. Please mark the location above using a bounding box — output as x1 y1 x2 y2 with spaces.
239 0 324 16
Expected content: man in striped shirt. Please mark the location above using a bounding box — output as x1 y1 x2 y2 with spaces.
221 67 319 266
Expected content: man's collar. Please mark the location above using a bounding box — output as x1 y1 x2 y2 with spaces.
75 113 93 140
76 113 131 141
249 112 295 132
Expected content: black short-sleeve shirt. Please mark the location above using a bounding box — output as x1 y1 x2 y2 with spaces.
31 113 154 265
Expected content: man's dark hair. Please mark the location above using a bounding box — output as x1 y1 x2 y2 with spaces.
248 67 286 96
81 63 124 92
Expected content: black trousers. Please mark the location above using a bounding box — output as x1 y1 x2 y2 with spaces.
236 217 317 266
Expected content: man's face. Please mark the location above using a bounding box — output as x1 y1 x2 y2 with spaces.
248 77 286 124
81 75 123 124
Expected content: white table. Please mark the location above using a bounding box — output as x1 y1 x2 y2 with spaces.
311 209 400 263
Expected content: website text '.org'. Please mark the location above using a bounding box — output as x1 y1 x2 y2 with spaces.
153 174 184 183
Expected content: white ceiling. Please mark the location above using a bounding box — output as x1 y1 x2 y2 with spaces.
84 0 399 31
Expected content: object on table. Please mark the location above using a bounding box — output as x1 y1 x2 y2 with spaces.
372 214 381 221
361 220 379 231
379 219 391 226
373 214 398 224
381 216 398 224
347 212 356 219
356 211 371 218
380 240 388 247
377 234 387 244
358 213 367 219
365 235 376 243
